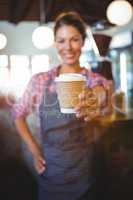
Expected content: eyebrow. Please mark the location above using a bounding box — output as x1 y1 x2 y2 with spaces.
56 34 81 39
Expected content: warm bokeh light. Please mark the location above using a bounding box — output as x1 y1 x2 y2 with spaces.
120 53 127 92
0 55 8 67
31 54 50 75
10 55 29 68
32 26 54 49
0 33 7 50
10 55 30 97
107 0 133 26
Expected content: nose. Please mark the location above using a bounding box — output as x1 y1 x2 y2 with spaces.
64 41 72 50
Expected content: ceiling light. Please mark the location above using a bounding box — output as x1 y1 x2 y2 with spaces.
32 26 54 49
32 0 54 49
106 0 133 26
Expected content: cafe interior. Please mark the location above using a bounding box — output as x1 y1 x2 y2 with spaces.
0 0 133 199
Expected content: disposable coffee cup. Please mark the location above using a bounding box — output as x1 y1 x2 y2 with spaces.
55 73 86 113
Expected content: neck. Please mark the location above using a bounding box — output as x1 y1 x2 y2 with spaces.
59 64 82 74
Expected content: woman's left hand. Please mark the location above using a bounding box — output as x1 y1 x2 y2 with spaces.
75 85 107 122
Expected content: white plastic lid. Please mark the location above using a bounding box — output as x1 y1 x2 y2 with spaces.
55 73 86 82
60 108 76 113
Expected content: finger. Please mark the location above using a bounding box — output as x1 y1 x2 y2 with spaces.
78 92 86 101
38 157 46 165
76 98 97 112
79 88 93 101
92 86 106 107
35 161 46 174
38 166 46 174
74 101 85 112
34 157 46 174
75 110 83 118
75 103 97 118
84 110 100 122
76 107 89 118
85 99 98 108
84 116 91 122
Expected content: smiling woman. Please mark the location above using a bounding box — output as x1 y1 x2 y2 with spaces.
12 11 112 200
54 25 84 68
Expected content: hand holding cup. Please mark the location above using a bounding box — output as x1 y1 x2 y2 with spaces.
75 85 107 121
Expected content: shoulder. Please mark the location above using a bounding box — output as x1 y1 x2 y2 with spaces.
31 71 49 82
90 70 107 82
30 66 58 83
28 71 52 89
84 68 109 88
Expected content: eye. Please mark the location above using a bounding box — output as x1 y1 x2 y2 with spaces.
72 37 81 42
56 39 64 44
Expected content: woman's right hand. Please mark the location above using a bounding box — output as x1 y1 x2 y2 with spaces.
14 117 46 174
32 148 46 174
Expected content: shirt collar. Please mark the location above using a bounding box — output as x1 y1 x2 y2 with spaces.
51 65 90 78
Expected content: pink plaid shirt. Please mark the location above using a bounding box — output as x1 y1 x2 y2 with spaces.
12 66 110 119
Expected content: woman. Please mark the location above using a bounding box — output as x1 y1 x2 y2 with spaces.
12 12 111 200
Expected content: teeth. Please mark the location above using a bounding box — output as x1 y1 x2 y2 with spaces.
65 54 73 57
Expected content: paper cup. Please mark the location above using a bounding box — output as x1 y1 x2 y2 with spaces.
55 73 86 113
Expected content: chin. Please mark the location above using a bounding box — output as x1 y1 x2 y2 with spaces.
64 60 78 66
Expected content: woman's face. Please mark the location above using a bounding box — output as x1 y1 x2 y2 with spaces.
55 25 84 66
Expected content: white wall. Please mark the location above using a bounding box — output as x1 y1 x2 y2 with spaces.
0 21 60 67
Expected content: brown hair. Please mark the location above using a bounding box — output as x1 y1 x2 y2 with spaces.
54 12 87 41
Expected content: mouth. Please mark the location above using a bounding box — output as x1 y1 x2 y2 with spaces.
64 54 75 59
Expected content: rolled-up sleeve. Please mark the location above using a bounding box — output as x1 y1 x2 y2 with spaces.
87 71 110 89
11 74 44 120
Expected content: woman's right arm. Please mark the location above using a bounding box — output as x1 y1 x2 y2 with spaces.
12 73 47 174
15 117 46 174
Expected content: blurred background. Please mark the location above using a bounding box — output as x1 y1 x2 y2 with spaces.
0 0 133 199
